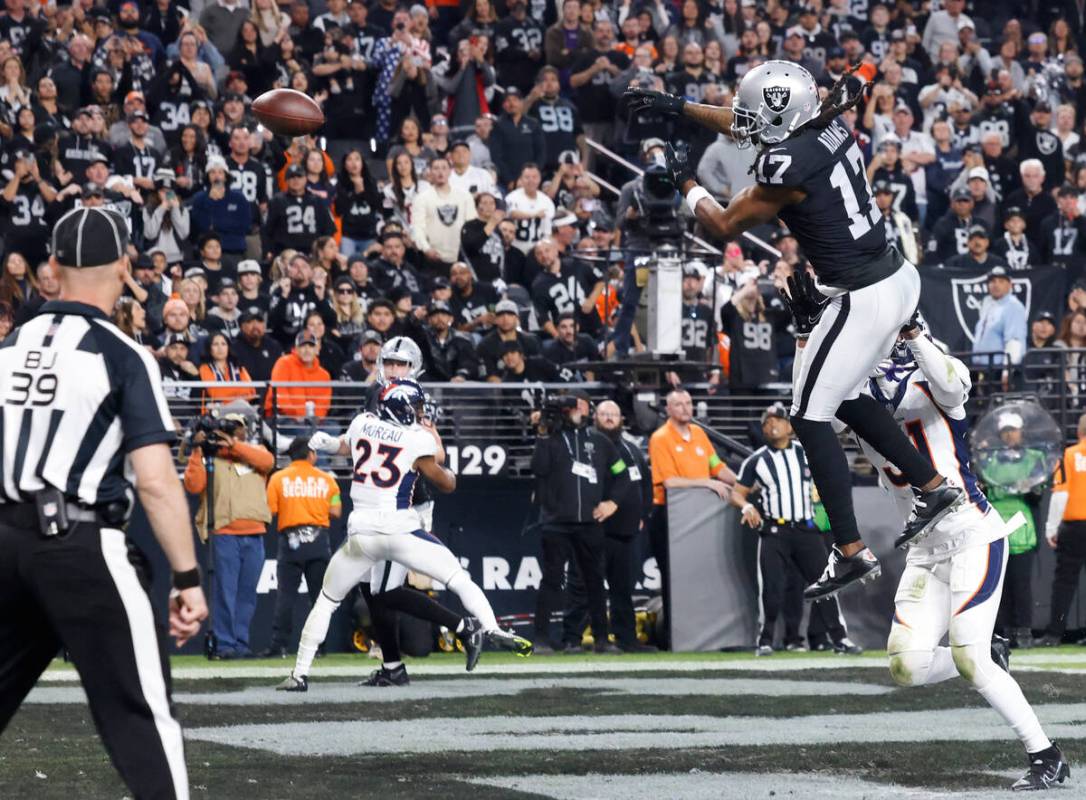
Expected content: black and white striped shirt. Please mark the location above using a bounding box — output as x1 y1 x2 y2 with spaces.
0 301 175 506
737 441 814 524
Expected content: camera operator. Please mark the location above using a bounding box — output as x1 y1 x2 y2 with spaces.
530 391 626 653
580 400 654 652
183 404 275 659
612 138 682 357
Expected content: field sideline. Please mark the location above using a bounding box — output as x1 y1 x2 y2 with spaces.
8 648 1086 799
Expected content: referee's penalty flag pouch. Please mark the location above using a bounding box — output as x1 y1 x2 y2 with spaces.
35 488 70 537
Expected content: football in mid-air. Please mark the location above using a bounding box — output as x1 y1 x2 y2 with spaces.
252 89 325 136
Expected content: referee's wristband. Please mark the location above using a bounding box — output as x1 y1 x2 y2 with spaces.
741 503 754 515
172 567 201 590
685 186 712 216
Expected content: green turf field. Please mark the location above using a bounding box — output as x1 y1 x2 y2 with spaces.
7 648 1086 799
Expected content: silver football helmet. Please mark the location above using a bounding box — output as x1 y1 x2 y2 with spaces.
377 336 423 384
731 61 820 148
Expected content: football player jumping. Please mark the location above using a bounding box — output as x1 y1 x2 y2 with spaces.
810 297 1069 792
625 63 964 599
276 378 531 692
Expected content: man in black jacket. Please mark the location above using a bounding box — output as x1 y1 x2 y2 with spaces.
421 301 481 381
489 87 545 190
530 392 624 653
560 399 653 652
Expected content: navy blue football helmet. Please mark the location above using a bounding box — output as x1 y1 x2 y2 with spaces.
378 378 425 426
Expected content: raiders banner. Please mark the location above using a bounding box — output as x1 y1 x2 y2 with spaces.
917 264 1068 354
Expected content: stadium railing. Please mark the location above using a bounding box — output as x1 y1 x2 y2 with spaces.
161 349 1086 479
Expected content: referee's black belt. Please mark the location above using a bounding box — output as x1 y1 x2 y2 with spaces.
0 500 124 529
769 519 816 528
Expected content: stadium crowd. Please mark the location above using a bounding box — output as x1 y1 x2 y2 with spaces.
1 0 1086 401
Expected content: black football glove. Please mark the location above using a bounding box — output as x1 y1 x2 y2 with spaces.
779 269 827 339
665 142 695 188
899 307 924 338
623 87 686 117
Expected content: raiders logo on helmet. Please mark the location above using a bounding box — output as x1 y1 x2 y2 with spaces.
763 86 791 114
437 204 459 225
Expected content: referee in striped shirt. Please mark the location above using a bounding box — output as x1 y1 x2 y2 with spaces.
0 207 208 800
731 403 858 656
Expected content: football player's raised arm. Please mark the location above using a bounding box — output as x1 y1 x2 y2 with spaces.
679 180 803 241
416 455 456 493
681 102 735 137
905 331 970 411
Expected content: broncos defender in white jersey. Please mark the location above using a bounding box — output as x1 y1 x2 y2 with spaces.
847 318 1069 792
276 379 531 691
356 337 487 687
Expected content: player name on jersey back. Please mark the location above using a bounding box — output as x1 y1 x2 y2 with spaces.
347 413 437 517
757 117 901 291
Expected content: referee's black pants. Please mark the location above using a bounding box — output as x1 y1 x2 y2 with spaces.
758 524 847 647
1046 523 1086 636
534 522 609 647
0 511 187 800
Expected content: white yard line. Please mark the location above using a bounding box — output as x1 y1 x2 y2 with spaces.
469 772 1038 800
26 677 894 706
185 704 1086 756
40 653 1086 682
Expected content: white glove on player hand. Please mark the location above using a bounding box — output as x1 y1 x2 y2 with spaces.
309 431 342 454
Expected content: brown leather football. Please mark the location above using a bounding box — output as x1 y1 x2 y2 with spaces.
251 89 325 137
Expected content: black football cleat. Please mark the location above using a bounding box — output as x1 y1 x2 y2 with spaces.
359 664 410 687
804 546 881 601
991 634 1011 674
1011 743 1070 791
459 617 484 672
275 671 308 692
895 483 965 549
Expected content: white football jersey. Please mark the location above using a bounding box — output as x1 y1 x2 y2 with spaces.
345 413 437 514
504 188 555 254
857 365 1005 559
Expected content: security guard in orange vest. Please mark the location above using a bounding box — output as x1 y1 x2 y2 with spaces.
263 437 342 657
1041 413 1086 645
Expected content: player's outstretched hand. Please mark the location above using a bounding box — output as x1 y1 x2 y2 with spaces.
779 269 827 338
309 431 341 454
623 87 685 116
665 142 695 189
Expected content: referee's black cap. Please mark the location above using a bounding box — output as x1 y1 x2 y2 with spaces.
51 207 129 268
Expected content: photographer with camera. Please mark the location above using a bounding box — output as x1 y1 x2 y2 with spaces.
183 404 275 659
612 137 682 357
530 391 626 654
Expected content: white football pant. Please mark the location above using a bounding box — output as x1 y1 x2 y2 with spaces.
791 261 920 421
293 523 498 677
367 501 434 595
887 536 1051 753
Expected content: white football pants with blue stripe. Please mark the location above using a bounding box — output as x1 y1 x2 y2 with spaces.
367 501 434 595
292 517 499 678
887 536 1051 753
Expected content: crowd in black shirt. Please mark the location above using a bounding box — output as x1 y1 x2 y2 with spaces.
1 0 1086 405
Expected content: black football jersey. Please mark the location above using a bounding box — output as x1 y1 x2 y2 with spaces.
680 302 714 363
754 118 892 289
